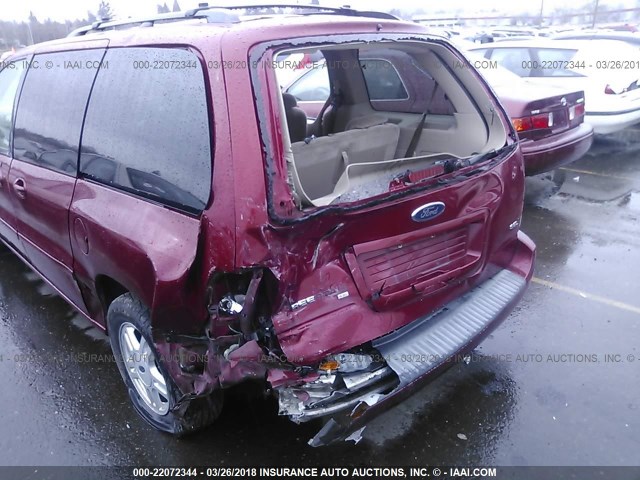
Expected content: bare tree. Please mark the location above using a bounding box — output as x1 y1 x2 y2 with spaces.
0 11 97 48
97 1 114 21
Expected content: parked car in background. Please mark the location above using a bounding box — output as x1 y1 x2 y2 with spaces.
284 57 593 176
467 40 640 134
552 30 640 49
597 23 638 33
0 5 535 446
477 63 593 175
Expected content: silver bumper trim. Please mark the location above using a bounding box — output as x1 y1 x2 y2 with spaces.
373 269 526 387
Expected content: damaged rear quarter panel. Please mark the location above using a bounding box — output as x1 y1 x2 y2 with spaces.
70 182 204 331
70 36 237 335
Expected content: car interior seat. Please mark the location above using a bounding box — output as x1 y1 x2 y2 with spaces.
282 93 308 143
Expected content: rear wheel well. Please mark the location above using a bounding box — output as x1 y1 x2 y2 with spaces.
95 275 128 331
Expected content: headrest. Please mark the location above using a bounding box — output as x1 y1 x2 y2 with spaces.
282 93 298 110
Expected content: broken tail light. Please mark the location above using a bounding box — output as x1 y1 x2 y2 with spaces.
319 353 374 373
512 112 554 132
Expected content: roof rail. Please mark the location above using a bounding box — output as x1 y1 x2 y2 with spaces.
67 9 240 37
67 3 398 37
185 3 399 20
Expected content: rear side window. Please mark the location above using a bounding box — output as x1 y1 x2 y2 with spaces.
490 48 532 77
80 47 212 213
13 50 105 174
0 60 27 155
288 67 329 102
362 50 455 115
533 48 583 77
472 49 490 58
360 59 409 100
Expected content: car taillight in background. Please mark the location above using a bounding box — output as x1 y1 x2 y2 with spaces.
569 102 585 120
605 81 638 94
512 112 554 132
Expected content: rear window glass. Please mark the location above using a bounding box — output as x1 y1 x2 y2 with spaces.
80 47 212 213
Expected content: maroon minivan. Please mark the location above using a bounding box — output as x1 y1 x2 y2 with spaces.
0 5 535 446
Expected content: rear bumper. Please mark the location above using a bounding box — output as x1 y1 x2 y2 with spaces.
586 106 640 135
521 123 593 176
306 231 535 446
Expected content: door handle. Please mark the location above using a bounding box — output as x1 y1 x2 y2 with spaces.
13 178 27 199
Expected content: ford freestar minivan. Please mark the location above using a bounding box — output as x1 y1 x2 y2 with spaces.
0 5 535 446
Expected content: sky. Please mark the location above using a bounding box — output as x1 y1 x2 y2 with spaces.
0 0 637 22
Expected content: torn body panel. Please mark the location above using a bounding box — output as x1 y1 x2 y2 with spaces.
153 267 280 397
289 261 533 446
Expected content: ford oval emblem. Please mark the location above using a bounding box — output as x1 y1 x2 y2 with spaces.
411 202 446 222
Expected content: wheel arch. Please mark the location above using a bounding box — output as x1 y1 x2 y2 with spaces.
95 274 129 334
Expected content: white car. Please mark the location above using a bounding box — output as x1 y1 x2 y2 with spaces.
467 39 640 134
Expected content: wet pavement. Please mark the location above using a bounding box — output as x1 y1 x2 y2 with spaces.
0 128 639 468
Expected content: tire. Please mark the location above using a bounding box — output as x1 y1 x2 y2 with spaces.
107 293 222 435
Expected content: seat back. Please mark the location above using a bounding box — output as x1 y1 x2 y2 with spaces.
283 93 308 143
291 123 400 203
